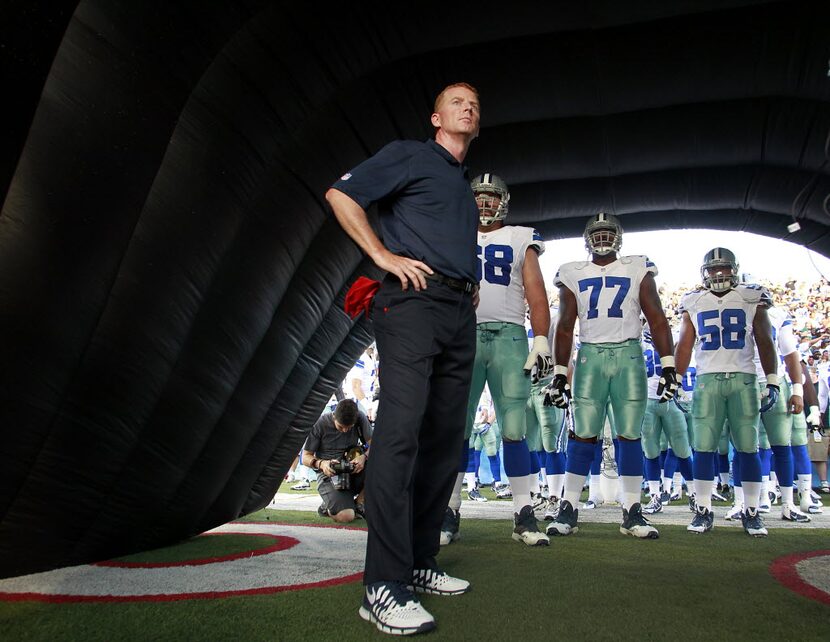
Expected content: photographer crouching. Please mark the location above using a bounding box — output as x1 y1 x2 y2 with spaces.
302 399 372 523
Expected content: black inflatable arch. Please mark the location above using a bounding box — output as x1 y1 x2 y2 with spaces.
1 0 829 577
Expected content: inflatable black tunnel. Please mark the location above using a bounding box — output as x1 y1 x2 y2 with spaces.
1 0 829 578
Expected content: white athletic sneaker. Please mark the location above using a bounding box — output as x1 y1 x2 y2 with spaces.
439 508 460 546
495 484 513 499
724 503 743 521
291 479 311 491
410 569 470 596
781 504 811 523
642 494 663 515
359 582 435 636
543 497 560 521
582 498 600 510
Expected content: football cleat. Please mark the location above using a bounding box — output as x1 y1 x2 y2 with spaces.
512 505 550 546
725 503 744 521
711 489 728 503
660 490 672 505
741 507 768 537
687 506 714 534
359 581 436 636
495 485 513 499
582 499 599 510
530 492 547 510
642 494 663 515
543 497 561 521
620 503 659 539
410 569 470 596
757 500 771 514
800 497 824 514
467 487 488 502
688 493 697 513
546 500 579 536
439 508 460 546
291 479 311 491
820 481 830 494
781 504 811 523
670 490 682 502
770 489 781 505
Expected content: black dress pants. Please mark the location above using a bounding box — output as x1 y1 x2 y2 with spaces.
363 276 476 585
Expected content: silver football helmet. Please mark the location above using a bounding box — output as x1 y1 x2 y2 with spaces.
701 247 739 292
584 212 623 256
471 173 509 226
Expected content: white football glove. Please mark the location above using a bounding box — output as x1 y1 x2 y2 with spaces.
806 404 821 427
524 335 553 384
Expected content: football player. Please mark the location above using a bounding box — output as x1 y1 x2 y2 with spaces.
641 324 695 514
442 173 553 547
545 212 678 539
675 248 778 537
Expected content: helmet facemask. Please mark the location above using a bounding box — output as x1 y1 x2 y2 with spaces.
471 173 509 227
583 213 623 256
700 248 739 292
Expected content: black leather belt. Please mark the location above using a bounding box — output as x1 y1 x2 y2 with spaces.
424 271 476 294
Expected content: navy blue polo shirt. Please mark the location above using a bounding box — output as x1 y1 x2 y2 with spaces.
331 139 478 282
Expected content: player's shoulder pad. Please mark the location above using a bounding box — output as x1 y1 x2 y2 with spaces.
734 284 765 304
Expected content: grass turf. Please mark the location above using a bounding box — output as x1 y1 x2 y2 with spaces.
1 508 827 641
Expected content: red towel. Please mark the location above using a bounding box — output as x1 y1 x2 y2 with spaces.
344 276 380 319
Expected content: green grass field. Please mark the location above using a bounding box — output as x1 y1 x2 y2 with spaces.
1 506 828 641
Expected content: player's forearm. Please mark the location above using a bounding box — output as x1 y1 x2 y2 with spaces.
757 337 779 378
528 304 551 341
554 326 574 366
783 351 801 387
326 188 388 264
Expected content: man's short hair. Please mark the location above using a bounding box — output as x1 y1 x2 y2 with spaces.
334 399 359 426
433 82 479 113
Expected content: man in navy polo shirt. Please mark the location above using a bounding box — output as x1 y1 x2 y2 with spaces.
326 82 480 636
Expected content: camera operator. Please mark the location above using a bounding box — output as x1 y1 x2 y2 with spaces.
302 399 372 523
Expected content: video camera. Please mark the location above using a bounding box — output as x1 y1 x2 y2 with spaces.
329 457 356 491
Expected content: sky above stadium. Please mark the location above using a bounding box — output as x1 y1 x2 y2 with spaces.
539 229 830 289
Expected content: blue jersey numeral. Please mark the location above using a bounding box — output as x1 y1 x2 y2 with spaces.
697 308 747 350
578 276 632 320
476 243 513 286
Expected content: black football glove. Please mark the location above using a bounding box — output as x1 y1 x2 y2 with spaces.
542 369 571 409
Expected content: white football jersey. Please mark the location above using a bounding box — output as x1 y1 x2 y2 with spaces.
753 306 797 382
680 285 764 376
643 331 691 400
476 225 544 325
555 255 657 343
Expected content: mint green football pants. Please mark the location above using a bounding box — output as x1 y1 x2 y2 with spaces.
757 380 793 447
641 399 693 459
526 378 567 453
572 340 647 440
692 372 759 453
465 322 530 441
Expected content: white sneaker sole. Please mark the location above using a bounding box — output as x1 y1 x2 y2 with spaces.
512 532 550 546
359 606 436 636
620 526 659 539
546 524 578 536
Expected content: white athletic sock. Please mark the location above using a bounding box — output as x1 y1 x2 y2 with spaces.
733 485 744 507
620 475 643 510
547 473 564 499
798 474 812 509
509 475 531 514
563 472 588 507
449 472 464 511
743 480 762 510
588 474 602 502
649 480 661 496
529 472 541 496
673 472 683 495
662 476 672 493
686 479 696 498
695 479 714 510
464 472 477 488
780 485 794 507
719 471 730 485
760 475 770 503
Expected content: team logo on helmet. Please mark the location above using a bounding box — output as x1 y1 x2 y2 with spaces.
471 173 509 226
701 247 739 292
584 212 623 256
